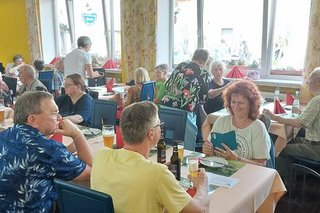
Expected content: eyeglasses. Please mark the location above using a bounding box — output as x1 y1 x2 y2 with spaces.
153 122 164 129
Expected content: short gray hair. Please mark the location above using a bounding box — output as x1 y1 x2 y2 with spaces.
120 101 158 144
210 60 226 72
134 67 150 84
77 36 92 48
14 91 53 124
20 64 35 79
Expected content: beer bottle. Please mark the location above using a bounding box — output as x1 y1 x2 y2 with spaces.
170 142 181 181
157 126 166 164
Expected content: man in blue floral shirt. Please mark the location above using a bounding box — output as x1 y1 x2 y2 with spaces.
0 91 92 212
161 49 210 150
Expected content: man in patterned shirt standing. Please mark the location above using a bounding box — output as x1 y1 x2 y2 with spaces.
0 91 92 212
161 49 209 150
263 67 320 183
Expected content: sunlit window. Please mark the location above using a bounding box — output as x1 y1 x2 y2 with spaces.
271 0 310 74
56 0 121 62
173 0 311 77
174 0 197 65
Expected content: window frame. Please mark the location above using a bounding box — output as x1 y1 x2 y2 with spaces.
170 0 308 80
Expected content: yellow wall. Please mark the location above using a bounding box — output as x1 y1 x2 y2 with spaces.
0 0 30 66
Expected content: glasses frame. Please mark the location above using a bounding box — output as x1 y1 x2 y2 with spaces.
153 121 164 129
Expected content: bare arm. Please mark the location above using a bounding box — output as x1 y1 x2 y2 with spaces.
86 64 103 78
201 114 215 141
54 119 93 180
207 83 228 99
180 168 209 213
263 109 302 127
64 114 84 124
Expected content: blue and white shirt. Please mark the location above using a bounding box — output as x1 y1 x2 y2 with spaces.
0 124 86 212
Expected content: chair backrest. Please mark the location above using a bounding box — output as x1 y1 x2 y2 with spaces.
91 99 117 129
140 81 155 101
266 139 275 169
3 76 17 97
39 79 52 93
39 71 54 80
158 107 187 146
54 179 114 213
259 114 274 168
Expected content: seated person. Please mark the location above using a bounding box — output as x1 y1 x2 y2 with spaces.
0 72 12 106
202 80 271 166
5 54 25 77
33 59 45 78
124 67 150 107
91 101 209 213
204 60 231 114
18 64 48 96
0 91 92 211
263 67 320 181
52 57 64 97
153 64 169 104
55 74 92 126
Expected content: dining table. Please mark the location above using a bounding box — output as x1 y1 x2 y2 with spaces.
0 120 286 212
206 101 296 157
66 126 286 213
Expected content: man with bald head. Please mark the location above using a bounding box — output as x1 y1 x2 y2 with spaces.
263 67 320 182
18 64 47 96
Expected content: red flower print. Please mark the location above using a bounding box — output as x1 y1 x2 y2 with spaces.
184 68 194 75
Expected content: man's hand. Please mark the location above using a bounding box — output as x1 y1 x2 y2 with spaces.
54 118 82 138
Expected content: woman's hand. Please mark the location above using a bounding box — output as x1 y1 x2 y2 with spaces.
214 143 238 160
202 140 214 156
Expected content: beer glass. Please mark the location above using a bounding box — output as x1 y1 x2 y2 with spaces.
175 140 184 161
188 157 199 178
102 124 115 148
0 99 5 126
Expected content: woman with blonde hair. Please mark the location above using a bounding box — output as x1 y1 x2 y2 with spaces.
124 67 150 107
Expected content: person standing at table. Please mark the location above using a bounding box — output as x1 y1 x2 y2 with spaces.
203 60 231 114
161 49 210 150
91 101 209 213
263 67 320 181
18 64 48 96
55 74 93 126
0 91 92 212
202 80 271 166
64 36 102 82
5 54 25 77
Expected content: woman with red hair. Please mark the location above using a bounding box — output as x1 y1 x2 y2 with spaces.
202 80 271 166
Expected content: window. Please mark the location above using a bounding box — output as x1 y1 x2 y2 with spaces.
56 0 121 63
173 0 311 78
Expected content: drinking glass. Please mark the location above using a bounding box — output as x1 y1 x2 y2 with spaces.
102 124 115 148
188 157 199 178
175 140 184 161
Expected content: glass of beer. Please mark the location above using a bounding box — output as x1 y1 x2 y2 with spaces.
0 99 5 126
176 140 184 161
188 157 199 178
102 124 115 148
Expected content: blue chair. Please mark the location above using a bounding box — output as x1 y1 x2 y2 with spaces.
54 179 114 213
39 71 54 92
3 76 17 101
140 81 155 101
91 99 117 129
158 107 187 146
259 114 275 169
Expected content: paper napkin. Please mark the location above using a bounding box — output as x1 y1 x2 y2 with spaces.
49 57 59 65
102 59 117 69
106 78 114 92
286 93 295 105
273 99 286 114
225 66 245 78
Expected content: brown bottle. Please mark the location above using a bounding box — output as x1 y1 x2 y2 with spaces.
170 142 181 181
157 126 166 164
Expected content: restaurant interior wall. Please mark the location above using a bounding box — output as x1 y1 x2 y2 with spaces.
0 0 30 65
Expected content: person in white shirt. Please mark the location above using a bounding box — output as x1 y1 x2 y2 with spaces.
64 36 102 82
